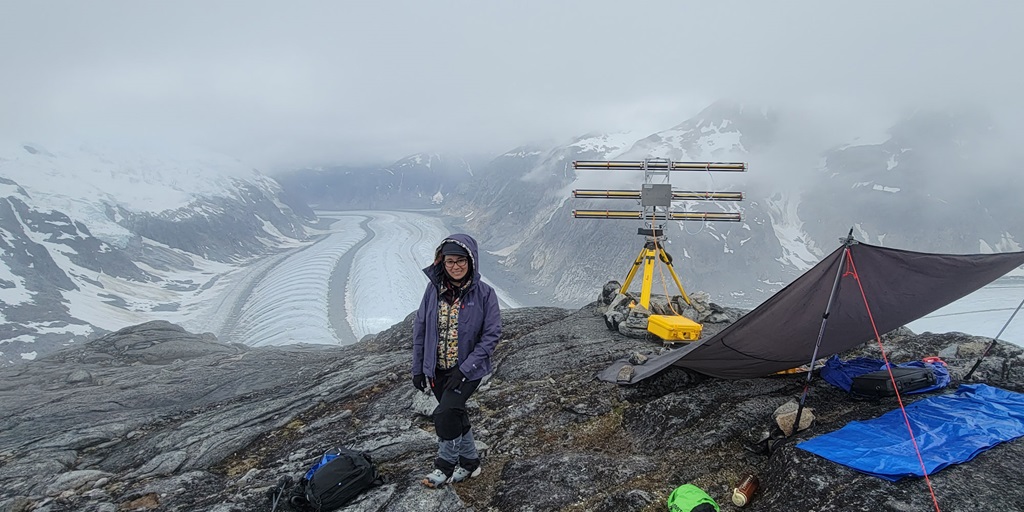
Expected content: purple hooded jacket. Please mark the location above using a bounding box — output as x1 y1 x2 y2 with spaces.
412 234 502 381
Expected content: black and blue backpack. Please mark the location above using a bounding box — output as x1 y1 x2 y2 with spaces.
270 447 384 511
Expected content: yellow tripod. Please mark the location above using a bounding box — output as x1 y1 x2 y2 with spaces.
620 240 692 310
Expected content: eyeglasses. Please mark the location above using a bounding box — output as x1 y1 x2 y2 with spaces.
444 258 469 268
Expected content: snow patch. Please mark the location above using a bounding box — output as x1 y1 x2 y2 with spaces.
992 233 1023 253
503 150 542 158
0 141 264 247
763 196 819 270
838 132 893 149
0 259 32 306
489 242 522 258
0 181 27 198
570 132 644 159
980 237 1024 277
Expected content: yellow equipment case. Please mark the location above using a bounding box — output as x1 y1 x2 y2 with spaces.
647 314 703 342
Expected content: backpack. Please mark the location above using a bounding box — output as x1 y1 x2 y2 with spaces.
271 447 384 512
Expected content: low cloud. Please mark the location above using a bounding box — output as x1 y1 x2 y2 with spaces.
2 1 1021 170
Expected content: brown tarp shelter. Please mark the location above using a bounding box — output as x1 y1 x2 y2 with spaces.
600 240 1024 383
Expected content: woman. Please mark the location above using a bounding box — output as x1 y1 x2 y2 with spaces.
412 233 502 488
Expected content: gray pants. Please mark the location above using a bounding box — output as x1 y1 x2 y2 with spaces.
437 429 480 472
431 368 481 472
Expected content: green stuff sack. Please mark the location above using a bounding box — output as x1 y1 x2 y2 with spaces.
667 483 719 512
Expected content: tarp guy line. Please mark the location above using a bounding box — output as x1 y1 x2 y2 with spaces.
964 296 1024 381
846 249 941 512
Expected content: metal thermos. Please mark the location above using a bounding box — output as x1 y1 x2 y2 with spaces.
731 473 759 507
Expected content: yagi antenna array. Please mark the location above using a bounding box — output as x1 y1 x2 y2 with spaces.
571 159 747 223
570 158 748 311
573 160 746 172
572 210 742 221
573 189 743 201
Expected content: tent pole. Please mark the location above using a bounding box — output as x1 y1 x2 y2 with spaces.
963 296 1024 381
791 230 856 435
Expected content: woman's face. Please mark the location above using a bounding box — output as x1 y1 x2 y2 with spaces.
443 255 470 281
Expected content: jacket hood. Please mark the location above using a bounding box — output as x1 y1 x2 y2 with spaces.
426 233 481 285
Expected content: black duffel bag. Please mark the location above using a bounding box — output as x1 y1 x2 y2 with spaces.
851 367 936 398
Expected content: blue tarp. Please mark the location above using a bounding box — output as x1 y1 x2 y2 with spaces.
797 384 1024 481
820 355 950 394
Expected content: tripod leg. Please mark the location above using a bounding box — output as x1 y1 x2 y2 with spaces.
659 247 692 306
640 248 656 310
620 247 646 296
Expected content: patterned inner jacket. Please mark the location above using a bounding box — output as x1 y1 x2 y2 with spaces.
412 234 501 381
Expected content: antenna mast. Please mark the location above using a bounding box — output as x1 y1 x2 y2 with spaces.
572 159 747 310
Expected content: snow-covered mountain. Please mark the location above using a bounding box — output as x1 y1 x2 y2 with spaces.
800 110 1023 254
274 152 475 209
441 102 1023 308
0 143 314 366
439 101 788 307
7 102 1022 364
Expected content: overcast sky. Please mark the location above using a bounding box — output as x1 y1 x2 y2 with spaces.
2 1 1021 169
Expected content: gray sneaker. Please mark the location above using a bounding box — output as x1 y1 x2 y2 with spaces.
421 468 451 488
450 465 482 483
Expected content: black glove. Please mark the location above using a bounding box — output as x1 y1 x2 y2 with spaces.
444 368 466 392
413 374 426 391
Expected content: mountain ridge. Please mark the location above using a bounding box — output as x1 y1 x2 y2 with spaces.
435 102 1023 309
0 143 314 366
4 100 1023 365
